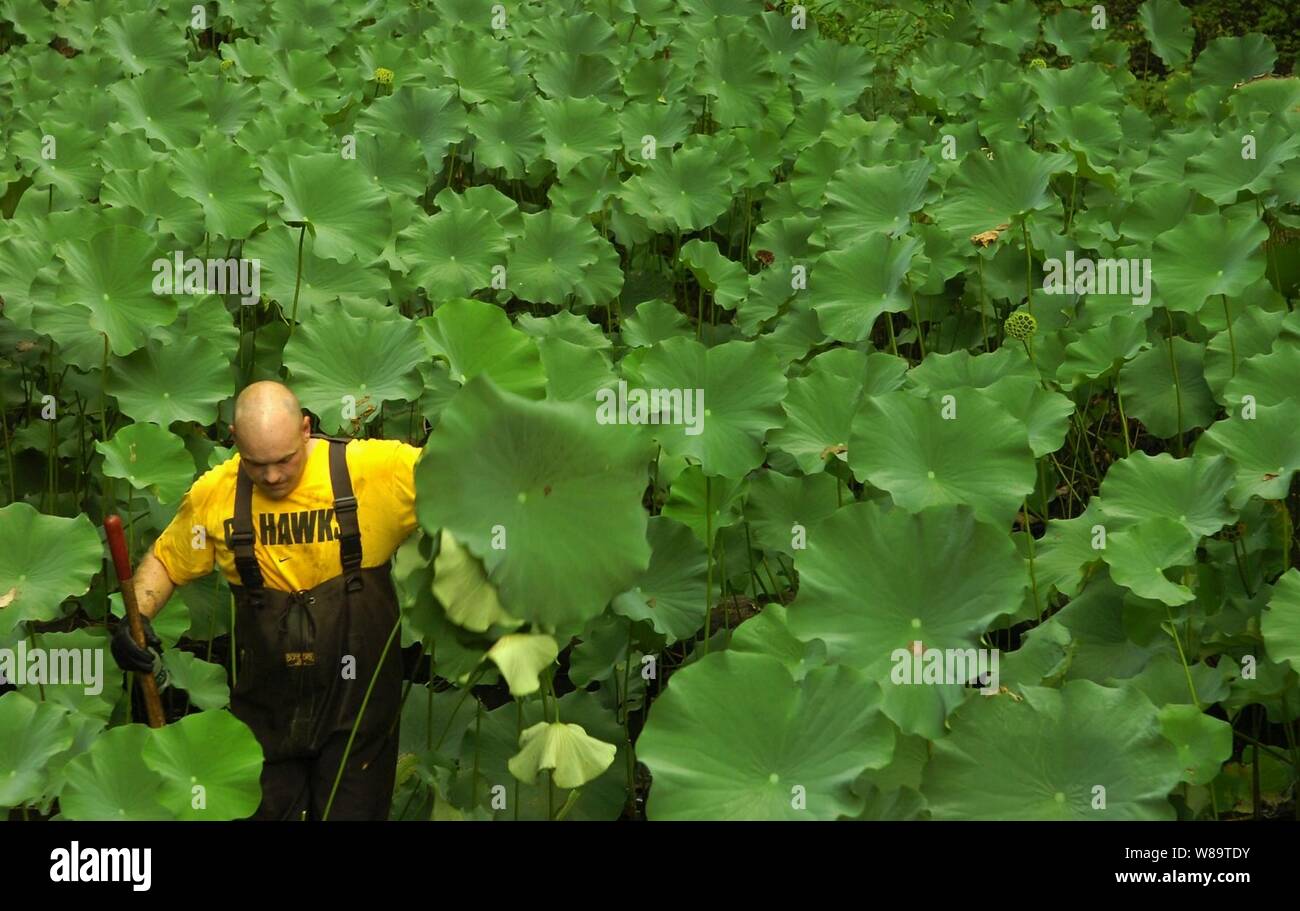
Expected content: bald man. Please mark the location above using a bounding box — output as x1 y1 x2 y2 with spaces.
110 381 422 821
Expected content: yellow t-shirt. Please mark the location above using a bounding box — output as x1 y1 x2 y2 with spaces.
153 437 422 592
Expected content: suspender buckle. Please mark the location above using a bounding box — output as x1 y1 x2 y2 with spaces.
345 574 365 594
228 530 256 548
334 495 358 515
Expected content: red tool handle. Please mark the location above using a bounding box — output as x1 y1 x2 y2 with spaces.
103 515 166 728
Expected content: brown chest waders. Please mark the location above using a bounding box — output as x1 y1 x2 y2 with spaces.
226 435 403 821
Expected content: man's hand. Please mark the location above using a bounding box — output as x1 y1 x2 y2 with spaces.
110 615 163 674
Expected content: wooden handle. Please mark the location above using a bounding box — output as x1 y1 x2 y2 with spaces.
103 515 166 729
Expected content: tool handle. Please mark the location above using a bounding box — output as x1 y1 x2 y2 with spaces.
103 515 166 728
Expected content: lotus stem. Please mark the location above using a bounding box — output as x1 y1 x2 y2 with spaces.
0 400 15 504
1023 497 1041 622
1222 294 1236 377
702 474 714 655
288 224 306 336
322 613 402 820
1164 310 1185 456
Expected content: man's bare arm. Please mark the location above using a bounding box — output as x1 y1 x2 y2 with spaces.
132 550 177 621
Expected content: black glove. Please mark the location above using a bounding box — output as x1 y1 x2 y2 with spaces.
111 616 163 675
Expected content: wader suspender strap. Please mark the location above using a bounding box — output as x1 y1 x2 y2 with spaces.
326 439 365 594
228 438 365 600
231 465 264 607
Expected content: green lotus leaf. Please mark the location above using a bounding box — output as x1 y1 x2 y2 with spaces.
680 239 747 312
611 516 706 644
621 337 787 479
161 651 231 711
786 502 1024 736
770 367 863 474
849 390 1036 526
484 634 558 697
140 710 263 820
1094 452 1235 536
661 465 747 546
726 602 828 683
97 423 195 504
621 298 692 348
507 720 617 789
171 140 268 239
933 141 1071 238
1186 120 1300 206
260 152 392 265
638 651 894 820
15 628 122 728
806 234 921 343
59 724 173 820
418 298 545 402
530 95 619 179
110 68 206 150
0 503 103 636
282 309 425 433
1224 340 1300 410
431 529 520 633
697 33 779 127
975 375 1075 457
505 209 603 306
1101 517 1199 605
618 145 732 233
1117 337 1217 438
981 0 1040 53
1138 0 1194 69
1110 653 1232 707
821 160 931 242
538 337 615 402
923 680 1182 820
466 99 543 177
1191 34 1276 90
1044 103 1125 179
791 36 873 109
106 336 234 426
242 224 389 320
356 85 468 170
416 376 651 631
98 164 205 247
1034 504 1107 599
1152 213 1269 313
56 224 177 357
399 208 508 300
1056 312 1147 388
1197 400 1300 506
0 691 75 808
744 470 840 559
1158 705 1232 786
1204 308 1288 401
13 122 102 201
517 311 611 350
1262 569 1300 674
906 345 1033 392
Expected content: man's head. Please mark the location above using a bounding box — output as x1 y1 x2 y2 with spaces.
231 381 312 500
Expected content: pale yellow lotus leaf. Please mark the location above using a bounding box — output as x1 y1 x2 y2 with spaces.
485 633 559 696
507 721 617 789
432 530 522 632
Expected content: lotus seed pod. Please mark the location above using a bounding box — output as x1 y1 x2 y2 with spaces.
374 67 394 85
1004 310 1037 340
219 58 234 70
1030 57 1048 68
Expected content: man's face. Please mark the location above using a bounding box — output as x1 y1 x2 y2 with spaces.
234 416 312 500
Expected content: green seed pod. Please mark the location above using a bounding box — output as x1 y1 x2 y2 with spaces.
1005 310 1037 341
374 67 395 85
